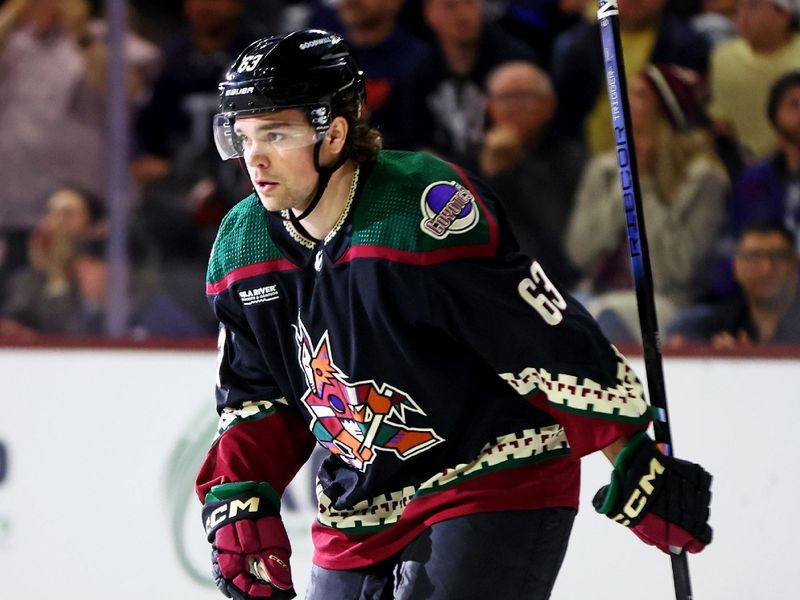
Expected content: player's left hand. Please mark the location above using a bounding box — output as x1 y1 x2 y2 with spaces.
592 432 712 555
203 482 296 599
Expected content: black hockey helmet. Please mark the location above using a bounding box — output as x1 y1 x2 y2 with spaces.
213 29 366 160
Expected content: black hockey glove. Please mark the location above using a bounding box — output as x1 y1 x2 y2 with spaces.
203 481 296 599
593 432 712 554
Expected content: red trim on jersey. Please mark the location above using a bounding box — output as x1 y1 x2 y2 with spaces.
525 391 650 459
310 457 580 570
195 409 316 502
339 243 496 265
206 258 299 295
339 166 501 266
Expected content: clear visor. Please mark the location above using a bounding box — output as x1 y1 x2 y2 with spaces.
213 113 324 160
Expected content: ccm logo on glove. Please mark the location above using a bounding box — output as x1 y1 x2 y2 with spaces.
611 455 665 525
594 432 712 555
205 496 265 535
202 482 296 599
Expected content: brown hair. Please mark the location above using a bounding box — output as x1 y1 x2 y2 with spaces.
335 94 383 164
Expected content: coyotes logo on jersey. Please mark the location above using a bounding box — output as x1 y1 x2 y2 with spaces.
294 320 443 471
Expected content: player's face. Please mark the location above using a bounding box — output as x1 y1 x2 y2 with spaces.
235 111 321 213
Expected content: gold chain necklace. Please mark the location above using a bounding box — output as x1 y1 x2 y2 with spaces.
282 166 360 249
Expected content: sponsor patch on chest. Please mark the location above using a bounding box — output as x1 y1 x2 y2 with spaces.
419 180 479 239
238 284 279 306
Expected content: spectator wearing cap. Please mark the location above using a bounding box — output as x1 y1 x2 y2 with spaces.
708 0 800 162
667 220 800 346
728 71 800 249
551 0 710 156
565 63 729 342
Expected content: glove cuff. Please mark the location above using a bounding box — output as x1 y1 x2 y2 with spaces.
202 481 281 541
595 432 651 516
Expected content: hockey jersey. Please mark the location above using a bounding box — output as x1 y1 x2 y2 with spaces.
195 150 650 569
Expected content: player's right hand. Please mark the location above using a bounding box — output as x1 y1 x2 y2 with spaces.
202 482 296 599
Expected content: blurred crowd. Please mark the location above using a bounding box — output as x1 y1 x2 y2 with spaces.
1 0 799 349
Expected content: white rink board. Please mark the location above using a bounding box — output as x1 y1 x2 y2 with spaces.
0 349 795 600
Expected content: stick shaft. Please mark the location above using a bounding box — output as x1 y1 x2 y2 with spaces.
596 2 692 598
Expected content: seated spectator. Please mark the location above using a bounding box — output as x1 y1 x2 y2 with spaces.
0 187 103 339
480 60 585 285
667 221 800 346
385 0 536 165
730 71 800 248
551 0 710 155
708 0 800 162
71 232 209 339
565 64 729 341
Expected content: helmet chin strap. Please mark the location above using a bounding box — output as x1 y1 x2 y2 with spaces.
266 139 352 243
288 139 351 222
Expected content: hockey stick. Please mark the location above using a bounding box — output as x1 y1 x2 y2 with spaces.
595 1 694 599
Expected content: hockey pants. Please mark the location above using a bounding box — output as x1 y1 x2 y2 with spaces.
304 507 576 600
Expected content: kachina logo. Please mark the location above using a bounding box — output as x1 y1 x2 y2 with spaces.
294 319 444 472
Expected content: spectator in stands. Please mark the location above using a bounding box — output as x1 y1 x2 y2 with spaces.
333 0 429 133
551 0 710 155
708 0 800 162
667 221 800 346
565 64 729 341
0 187 103 339
385 0 536 164
133 0 256 182
71 232 208 338
0 0 106 281
729 71 800 250
480 60 585 285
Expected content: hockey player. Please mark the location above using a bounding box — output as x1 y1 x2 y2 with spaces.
196 29 713 600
